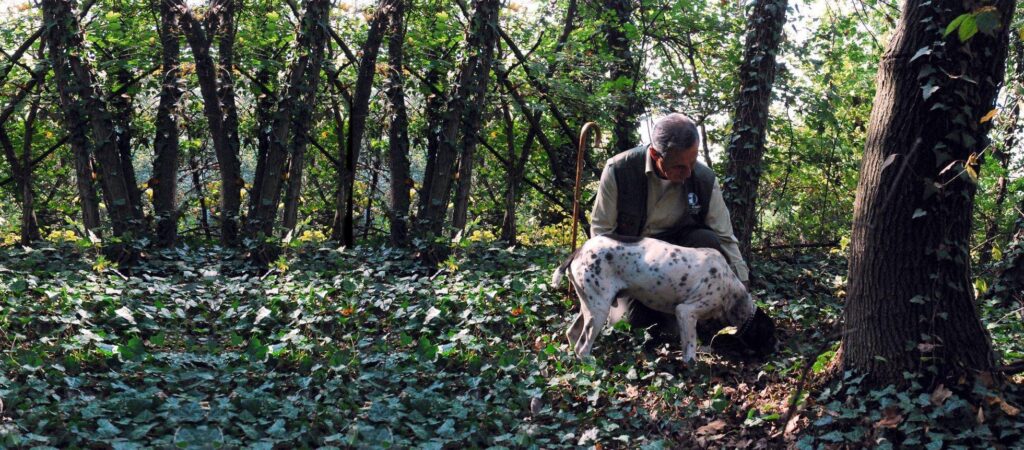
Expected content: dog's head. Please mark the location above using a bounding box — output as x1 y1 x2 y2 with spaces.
737 307 777 357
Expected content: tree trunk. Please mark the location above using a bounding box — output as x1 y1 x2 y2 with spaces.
43 0 140 244
329 0 392 245
111 68 144 224
153 0 184 247
416 62 446 217
250 67 275 215
722 0 788 260
385 0 411 247
246 0 330 245
842 0 1014 386
417 0 500 238
601 0 642 152
175 0 243 245
499 103 537 244
451 30 499 234
20 90 41 243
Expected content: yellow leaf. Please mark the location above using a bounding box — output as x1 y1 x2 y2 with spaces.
979 108 998 123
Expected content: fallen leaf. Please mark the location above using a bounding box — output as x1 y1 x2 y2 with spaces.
784 414 801 438
977 406 985 424
979 108 998 123
999 400 1020 417
989 396 1020 416
697 419 728 435
931 384 952 406
114 306 136 325
254 306 272 324
874 409 903 429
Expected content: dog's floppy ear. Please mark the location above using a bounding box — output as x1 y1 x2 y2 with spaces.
725 292 754 326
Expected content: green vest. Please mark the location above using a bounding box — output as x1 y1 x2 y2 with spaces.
608 145 715 237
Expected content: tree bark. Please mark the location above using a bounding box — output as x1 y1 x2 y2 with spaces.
43 0 140 244
175 0 243 245
416 61 446 217
110 68 144 224
451 10 501 234
499 102 537 244
417 0 501 238
329 0 392 244
246 0 330 245
250 67 275 216
385 0 411 247
601 0 643 152
842 0 1015 386
153 0 185 247
722 0 788 260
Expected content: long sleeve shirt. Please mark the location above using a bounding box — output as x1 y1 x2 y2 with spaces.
590 151 750 282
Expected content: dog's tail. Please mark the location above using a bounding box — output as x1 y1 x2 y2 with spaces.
551 248 581 288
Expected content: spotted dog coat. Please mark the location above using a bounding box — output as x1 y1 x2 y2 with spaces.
552 234 755 363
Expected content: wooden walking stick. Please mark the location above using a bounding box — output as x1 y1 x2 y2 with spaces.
571 122 601 251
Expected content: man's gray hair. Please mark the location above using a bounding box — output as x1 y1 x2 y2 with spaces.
651 113 699 155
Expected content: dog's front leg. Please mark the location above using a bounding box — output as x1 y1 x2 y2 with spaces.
674 304 700 364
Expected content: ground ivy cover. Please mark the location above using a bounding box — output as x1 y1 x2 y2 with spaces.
0 244 1021 448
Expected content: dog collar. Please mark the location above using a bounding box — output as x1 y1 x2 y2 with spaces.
738 302 756 335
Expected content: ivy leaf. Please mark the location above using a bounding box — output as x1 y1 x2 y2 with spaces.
114 306 136 325
958 15 978 42
944 13 970 37
921 81 940 100
912 209 928 219
975 9 1001 36
910 46 931 62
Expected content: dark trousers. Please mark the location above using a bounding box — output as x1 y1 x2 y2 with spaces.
626 227 728 341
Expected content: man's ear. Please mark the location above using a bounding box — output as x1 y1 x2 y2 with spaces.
648 146 659 160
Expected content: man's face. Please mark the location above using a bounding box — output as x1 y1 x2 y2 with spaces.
650 144 699 183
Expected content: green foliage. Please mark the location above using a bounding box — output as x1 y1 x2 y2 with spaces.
1 242 1021 446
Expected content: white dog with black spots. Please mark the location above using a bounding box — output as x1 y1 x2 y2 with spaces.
552 234 761 364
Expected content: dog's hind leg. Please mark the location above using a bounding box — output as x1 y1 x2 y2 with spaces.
674 303 700 364
566 313 585 351
574 292 614 357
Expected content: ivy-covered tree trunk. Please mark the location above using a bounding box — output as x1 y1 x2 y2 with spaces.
451 1 500 234
330 0 391 245
44 0 141 243
385 0 411 247
153 0 184 247
601 0 642 152
247 0 330 244
417 0 500 238
842 0 1014 386
176 0 243 245
722 0 788 260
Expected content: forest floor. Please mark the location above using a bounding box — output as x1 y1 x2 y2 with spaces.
0 242 1022 448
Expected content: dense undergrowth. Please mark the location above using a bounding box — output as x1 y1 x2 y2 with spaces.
0 242 1021 448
